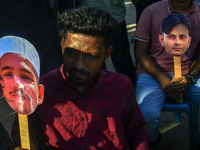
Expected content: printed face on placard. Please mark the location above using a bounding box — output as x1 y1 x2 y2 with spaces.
0 53 44 115
159 24 191 56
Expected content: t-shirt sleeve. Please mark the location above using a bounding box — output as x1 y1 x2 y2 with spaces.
134 6 152 42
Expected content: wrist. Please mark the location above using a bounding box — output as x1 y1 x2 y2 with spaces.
185 74 197 84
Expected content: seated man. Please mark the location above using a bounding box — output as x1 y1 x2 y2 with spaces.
134 0 200 148
0 35 44 149
12 7 148 150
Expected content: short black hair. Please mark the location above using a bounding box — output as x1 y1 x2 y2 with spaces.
160 14 191 35
60 6 117 49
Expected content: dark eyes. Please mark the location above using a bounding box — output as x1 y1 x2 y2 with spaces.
3 72 13 78
3 72 33 82
180 35 186 38
87 54 97 58
22 75 33 82
167 35 174 38
66 50 77 55
167 35 187 39
66 50 97 58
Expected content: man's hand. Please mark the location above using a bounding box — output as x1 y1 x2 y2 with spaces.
160 76 182 103
14 147 28 150
171 75 191 92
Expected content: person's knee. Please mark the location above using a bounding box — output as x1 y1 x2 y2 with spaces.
145 115 160 130
184 84 200 105
139 105 160 129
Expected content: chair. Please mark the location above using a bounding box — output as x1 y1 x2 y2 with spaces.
162 97 199 150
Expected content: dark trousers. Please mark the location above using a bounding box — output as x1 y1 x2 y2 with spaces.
110 20 136 87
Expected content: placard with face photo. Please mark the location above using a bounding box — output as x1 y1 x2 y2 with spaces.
0 36 44 115
158 14 191 56
0 36 45 149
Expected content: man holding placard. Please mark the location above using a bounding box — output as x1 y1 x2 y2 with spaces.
158 14 192 103
12 7 149 150
134 0 200 148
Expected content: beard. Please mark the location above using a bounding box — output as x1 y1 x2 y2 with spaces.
64 65 103 87
68 67 91 86
63 52 106 87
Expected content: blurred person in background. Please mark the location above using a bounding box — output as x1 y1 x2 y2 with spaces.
0 0 73 76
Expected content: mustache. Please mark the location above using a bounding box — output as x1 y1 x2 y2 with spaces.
69 67 89 76
9 90 31 101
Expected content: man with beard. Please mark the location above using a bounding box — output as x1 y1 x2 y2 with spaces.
134 0 200 149
12 7 148 150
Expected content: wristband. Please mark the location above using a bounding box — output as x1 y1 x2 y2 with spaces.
186 74 197 83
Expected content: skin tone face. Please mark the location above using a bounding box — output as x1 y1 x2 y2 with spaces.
159 23 191 56
0 53 44 115
61 32 113 92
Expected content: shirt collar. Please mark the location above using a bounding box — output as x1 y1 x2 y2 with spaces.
60 64 66 80
167 0 195 15
60 64 103 92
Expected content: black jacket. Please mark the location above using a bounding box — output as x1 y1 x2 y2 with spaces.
0 122 14 150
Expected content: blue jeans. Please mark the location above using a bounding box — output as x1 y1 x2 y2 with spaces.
196 0 200 4
135 73 200 142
